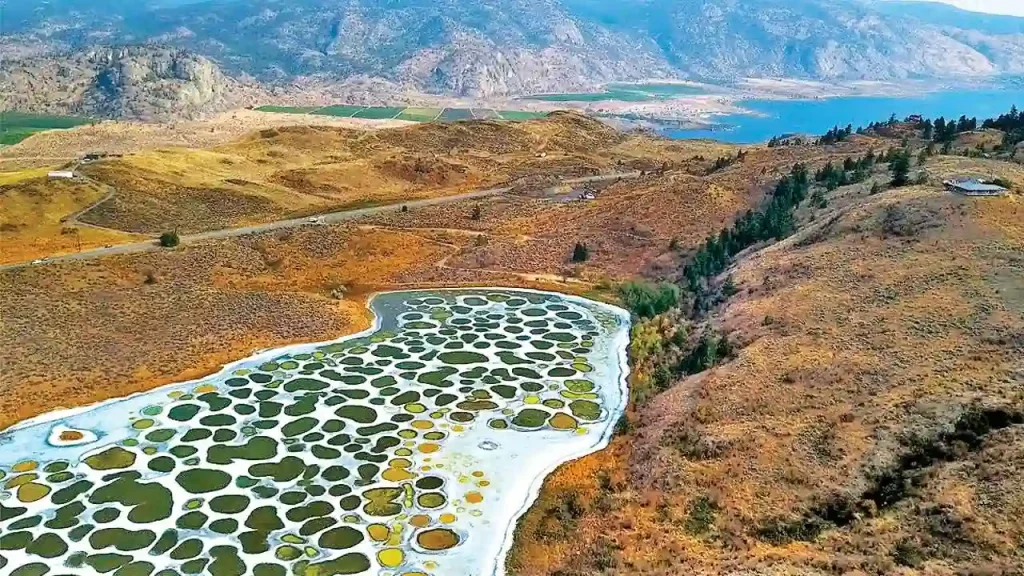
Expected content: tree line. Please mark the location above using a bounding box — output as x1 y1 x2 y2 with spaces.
819 104 1021 153
981 105 1023 150
813 151 876 191
683 163 810 297
818 124 854 145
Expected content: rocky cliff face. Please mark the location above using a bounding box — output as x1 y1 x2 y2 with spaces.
0 46 260 120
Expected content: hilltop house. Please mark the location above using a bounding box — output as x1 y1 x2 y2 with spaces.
943 178 1008 197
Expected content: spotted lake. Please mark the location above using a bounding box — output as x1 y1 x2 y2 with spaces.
0 289 631 576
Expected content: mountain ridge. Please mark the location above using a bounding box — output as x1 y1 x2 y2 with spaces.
2 0 1024 99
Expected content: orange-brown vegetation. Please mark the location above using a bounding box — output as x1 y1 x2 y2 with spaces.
0 225 439 429
508 168 1024 575
3 112 1022 574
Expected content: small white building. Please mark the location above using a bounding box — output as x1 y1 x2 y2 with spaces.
47 171 76 180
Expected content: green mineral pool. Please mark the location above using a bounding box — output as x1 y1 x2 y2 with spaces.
0 289 630 576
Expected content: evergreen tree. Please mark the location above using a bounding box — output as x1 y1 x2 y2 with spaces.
890 149 912 187
934 117 947 142
571 242 589 263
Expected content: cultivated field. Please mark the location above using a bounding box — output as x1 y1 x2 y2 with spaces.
0 111 92 145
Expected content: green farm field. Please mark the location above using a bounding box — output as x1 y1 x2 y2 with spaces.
0 111 92 145
311 105 367 118
396 108 443 122
352 107 405 119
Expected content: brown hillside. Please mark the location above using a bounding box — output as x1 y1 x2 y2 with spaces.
508 178 1024 575
2 113 1021 575
0 172 141 264
68 113 711 235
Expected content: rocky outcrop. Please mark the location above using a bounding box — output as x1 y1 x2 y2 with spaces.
0 46 263 120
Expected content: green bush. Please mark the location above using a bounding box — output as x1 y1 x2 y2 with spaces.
159 231 180 248
617 281 679 319
571 242 589 263
685 495 720 536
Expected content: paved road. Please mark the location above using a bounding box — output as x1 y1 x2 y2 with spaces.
1 171 641 272
0 188 507 272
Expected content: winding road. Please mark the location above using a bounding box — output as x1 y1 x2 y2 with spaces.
1 172 640 272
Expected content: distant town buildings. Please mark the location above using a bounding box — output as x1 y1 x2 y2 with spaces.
943 178 1009 197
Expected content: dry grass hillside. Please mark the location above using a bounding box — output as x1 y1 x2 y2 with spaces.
0 225 443 429
18 112 732 237
0 170 141 264
0 108 413 167
507 158 1024 576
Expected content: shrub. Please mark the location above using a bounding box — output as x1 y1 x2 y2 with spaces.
685 495 720 536
721 275 738 297
756 516 828 545
893 538 924 568
679 331 731 374
470 205 482 220
571 241 589 263
159 231 180 248
664 422 730 461
991 177 1014 190
613 413 633 436
617 281 679 319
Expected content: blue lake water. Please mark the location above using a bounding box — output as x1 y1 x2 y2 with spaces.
666 88 1022 144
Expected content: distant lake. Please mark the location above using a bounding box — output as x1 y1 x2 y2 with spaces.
666 89 1022 144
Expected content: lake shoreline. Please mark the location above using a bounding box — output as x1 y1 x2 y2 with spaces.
0 287 632 576
652 85 1022 144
